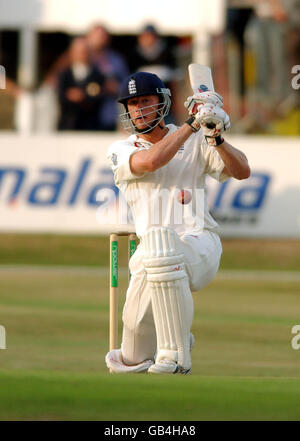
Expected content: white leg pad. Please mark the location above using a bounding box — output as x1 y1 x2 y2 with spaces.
150 278 193 369
105 349 153 373
142 227 194 370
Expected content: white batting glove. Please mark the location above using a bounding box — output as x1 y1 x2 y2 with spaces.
184 91 223 115
185 103 230 146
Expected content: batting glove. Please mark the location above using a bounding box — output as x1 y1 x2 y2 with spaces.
185 103 230 146
184 91 223 115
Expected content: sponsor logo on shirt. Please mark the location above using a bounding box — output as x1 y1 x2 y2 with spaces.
111 153 118 166
134 142 150 150
134 142 144 149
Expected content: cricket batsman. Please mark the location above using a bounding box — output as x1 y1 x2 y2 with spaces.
105 71 250 374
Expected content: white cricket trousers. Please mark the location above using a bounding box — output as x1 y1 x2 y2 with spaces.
121 230 222 365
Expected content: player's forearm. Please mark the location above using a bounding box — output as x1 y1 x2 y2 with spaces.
146 124 193 171
216 140 251 180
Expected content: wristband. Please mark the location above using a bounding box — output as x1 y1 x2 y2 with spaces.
185 116 201 132
215 135 224 146
205 135 224 147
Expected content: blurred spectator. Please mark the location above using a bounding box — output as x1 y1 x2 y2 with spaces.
226 2 254 93
211 1 254 126
267 0 300 134
226 2 254 114
1 77 22 98
57 37 105 131
87 24 129 130
213 0 300 134
128 24 181 124
0 75 23 130
236 0 299 133
44 25 129 131
214 0 300 134
44 46 71 88
277 0 300 111
285 0 300 68
251 1 290 107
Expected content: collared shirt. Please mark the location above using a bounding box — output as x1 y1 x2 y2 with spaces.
107 124 230 237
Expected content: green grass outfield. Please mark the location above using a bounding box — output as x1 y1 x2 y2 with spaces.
0 236 300 421
0 234 300 271
1 370 300 421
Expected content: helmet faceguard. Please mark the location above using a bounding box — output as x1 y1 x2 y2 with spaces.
118 72 171 134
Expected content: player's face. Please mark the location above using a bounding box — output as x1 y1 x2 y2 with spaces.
127 95 160 130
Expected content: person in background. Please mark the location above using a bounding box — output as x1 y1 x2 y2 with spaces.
44 25 129 131
0 74 24 131
224 1 254 120
237 0 296 132
87 24 129 131
128 24 181 124
57 37 105 131
1 77 22 98
215 0 299 134
251 0 290 112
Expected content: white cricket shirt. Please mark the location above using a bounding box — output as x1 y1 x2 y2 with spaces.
107 124 230 238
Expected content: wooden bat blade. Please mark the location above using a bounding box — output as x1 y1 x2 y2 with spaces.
188 64 215 93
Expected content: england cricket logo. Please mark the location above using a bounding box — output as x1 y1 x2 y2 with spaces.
111 153 118 166
128 79 137 94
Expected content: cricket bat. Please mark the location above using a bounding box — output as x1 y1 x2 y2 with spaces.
188 64 215 94
188 64 216 129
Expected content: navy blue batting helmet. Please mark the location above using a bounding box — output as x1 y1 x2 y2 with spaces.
118 72 171 105
118 72 171 134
